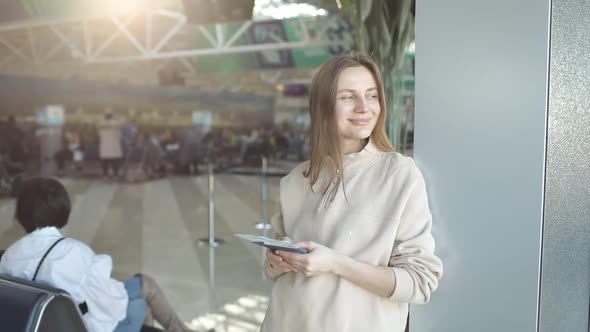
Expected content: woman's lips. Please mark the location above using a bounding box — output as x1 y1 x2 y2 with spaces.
349 118 371 126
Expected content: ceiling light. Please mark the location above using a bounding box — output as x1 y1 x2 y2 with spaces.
254 1 328 19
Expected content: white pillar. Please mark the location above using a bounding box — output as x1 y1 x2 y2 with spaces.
414 0 589 331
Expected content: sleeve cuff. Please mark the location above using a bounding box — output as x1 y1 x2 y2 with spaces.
389 267 414 302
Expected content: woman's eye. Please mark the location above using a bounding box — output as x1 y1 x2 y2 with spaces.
339 95 355 101
367 94 378 100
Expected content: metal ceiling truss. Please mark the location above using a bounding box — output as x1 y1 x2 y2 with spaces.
0 9 352 67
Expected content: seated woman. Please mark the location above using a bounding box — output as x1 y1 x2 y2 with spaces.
0 177 196 332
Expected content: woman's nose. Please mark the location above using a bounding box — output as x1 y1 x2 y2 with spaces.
355 98 370 112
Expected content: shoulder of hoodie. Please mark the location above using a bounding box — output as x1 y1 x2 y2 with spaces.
377 151 424 182
281 153 423 186
280 160 311 188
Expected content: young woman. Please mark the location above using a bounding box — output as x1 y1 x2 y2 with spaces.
262 54 443 331
0 177 194 332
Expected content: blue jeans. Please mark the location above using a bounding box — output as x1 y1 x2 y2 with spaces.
113 275 147 332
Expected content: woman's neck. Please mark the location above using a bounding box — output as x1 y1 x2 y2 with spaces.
341 138 367 155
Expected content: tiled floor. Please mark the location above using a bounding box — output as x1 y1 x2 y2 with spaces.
0 174 282 331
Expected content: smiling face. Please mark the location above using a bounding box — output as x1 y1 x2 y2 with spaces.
334 66 381 153
305 54 393 191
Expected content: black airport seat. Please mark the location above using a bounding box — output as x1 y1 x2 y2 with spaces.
0 273 165 332
0 274 87 332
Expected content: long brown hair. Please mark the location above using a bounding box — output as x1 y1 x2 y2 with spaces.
304 53 394 198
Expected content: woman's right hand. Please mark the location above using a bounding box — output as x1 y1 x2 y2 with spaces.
266 237 298 273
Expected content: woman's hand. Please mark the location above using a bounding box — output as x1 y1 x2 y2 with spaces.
278 241 338 277
266 237 298 273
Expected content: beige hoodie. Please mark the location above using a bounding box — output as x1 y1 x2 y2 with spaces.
261 140 443 332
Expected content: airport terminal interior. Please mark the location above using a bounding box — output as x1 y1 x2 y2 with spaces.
0 0 418 331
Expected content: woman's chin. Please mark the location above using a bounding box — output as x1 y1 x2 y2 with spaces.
348 130 373 140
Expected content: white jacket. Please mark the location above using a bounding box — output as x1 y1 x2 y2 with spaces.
0 227 128 332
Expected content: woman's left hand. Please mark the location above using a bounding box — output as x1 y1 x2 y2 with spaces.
277 241 338 277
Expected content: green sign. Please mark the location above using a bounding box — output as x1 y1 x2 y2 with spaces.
194 16 353 73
